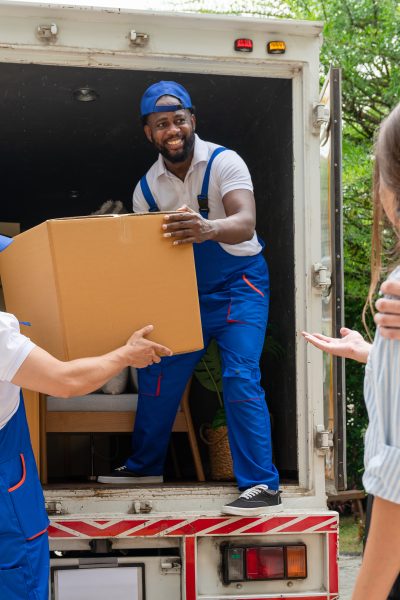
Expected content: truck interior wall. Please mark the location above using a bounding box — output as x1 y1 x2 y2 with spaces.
0 62 297 481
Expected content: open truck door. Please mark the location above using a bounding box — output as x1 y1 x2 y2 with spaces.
317 67 346 492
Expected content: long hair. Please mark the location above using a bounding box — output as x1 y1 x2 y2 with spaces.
362 103 400 337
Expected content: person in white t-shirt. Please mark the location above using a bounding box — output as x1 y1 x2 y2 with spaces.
0 236 172 600
98 80 281 517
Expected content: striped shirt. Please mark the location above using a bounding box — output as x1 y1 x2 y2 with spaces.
363 266 400 502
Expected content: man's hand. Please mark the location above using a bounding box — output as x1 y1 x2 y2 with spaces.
301 327 371 363
375 279 400 339
126 325 172 368
162 205 215 245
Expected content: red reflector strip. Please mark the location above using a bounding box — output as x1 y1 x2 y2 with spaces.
234 38 253 52
185 537 196 600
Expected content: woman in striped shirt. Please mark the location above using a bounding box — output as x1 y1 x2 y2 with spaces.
304 103 400 600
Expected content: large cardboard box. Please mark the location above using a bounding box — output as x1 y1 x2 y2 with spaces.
0 214 203 359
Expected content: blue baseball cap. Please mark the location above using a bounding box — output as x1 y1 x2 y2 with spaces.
140 81 193 118
0 234 13 253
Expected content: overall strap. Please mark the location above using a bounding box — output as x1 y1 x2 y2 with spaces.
140 176 160 212
197 147 227 219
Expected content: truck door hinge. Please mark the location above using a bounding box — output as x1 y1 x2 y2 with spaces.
315 425 334 455
129 30 149 47
312 262 332 298
37 23 58 41
160 558 181 574
45 501 63 515
312 102 330 134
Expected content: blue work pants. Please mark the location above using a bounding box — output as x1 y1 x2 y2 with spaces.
126 247 279 491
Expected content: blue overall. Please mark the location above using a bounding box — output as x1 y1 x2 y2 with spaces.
128 148 279 490
0 393 49 599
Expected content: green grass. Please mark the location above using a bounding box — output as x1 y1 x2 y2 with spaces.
339 515 363 555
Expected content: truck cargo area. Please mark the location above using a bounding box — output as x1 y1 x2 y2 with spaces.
0 6 342 598
0 61 297 487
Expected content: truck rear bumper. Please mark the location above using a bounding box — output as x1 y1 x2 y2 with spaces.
47 510 339 600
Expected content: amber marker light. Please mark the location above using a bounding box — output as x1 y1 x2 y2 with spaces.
286 545 307 579
267 41 286 54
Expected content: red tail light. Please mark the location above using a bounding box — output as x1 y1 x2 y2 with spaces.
234 38 253 52
223 544 307 584
246 547 284 580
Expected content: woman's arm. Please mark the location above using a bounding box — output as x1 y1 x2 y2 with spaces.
353 312 400 598
301 327 371 363
12 325 172 397
352 497 400 600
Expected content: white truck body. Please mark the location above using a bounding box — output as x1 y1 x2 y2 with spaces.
0 2 343 598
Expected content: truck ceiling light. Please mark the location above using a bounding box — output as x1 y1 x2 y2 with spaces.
234 38 253 52
267 41 286 54
223 544 307 583
73 87 99 102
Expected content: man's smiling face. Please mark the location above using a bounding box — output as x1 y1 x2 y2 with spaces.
144 95 196 164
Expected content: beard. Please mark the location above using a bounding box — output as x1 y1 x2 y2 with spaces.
155 130 196 164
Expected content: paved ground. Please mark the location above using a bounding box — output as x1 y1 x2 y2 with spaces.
339 554 362 599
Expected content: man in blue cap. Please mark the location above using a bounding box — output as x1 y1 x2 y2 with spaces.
98 80 281 516
0 233 171 600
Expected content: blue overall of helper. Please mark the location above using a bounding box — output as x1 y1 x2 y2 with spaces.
0 393 49 599
128 146 279 493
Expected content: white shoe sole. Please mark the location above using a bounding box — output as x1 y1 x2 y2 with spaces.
221 503 283 516
97 475 163 484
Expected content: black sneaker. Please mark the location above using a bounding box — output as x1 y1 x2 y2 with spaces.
221 485 283 516
97 466 163 484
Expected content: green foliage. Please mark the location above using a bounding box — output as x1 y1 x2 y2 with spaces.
173 0 291 17
286 0 400 138
194 339 223 396
211 407 227 430
193 339 224 429
339 515 363 555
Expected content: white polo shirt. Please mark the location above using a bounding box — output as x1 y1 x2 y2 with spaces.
0 312 35 430
132 134 262 257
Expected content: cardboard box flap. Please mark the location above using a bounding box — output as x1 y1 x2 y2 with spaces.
0 222 66 358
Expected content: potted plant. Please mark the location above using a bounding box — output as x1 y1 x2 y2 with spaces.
195 339 233 480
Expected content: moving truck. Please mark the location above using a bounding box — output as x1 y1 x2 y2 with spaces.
0 2 345 598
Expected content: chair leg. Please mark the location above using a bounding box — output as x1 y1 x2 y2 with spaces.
181 379 206 482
